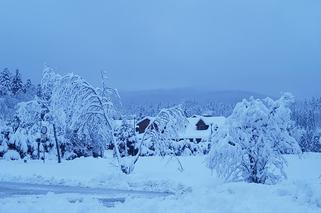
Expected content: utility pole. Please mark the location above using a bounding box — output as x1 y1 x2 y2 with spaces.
40 126 48 163
53 124 61 163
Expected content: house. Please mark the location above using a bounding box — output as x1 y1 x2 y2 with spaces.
129 115 226 143
135 117 160 134
135 117 152 134
195 119 209 130
178 116 226 143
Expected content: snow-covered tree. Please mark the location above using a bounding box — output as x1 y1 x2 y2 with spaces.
264 93 302 154
0 97 17 122
0 68 40 159
118 105 188 174
0 100 44 159
141 105 188 156
15 100 43 158
40 67 114 158
291 97 321 152
11 69 24 96
0 69 37 125
207 94 301 184
0 125 30 160
0 68 12 96
7 129 29 159
23 79 37 99
16 100 42 130
0 126 9 158
114 119 138 157
38 67 132 169
100 71 122 119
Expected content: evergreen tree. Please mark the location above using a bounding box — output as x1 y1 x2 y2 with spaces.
11 69 24 96
0 68 12 96
36 84 42 98
23 79 37 98
24 79 32 93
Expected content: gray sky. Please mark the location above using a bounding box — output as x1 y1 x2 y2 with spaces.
0 0 320 98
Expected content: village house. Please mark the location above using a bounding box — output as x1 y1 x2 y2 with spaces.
178 116 225 143
133 115 226 143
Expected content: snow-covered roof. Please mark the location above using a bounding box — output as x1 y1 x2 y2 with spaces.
179 116 226 139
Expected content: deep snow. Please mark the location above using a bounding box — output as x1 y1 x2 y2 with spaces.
0 153 320 213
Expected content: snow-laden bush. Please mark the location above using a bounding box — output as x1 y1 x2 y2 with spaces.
169 139 207 156
0 131 9 156
114 119 138 157
8 129 28 157
6 100 54 159
3 150 20 160
0 126 42 160
207 94 301 184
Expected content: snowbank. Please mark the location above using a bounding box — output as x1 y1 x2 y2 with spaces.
0 153 320 213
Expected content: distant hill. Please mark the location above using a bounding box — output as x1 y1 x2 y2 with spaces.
119 88 271 117
119 88 270 106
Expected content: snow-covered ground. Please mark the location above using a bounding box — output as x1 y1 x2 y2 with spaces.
0 153 320 213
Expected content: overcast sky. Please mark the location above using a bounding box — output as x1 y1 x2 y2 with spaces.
0 0 320 98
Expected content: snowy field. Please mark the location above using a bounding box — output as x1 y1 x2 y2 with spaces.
0 153 320 213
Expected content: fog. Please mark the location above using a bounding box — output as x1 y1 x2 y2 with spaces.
0 0 320 98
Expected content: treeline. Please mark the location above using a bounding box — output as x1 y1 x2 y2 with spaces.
0 68 39 121
292 98 321 152
123 101 234 119
0 68 38 97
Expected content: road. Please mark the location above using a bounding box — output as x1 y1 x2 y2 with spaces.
0 181 173 207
